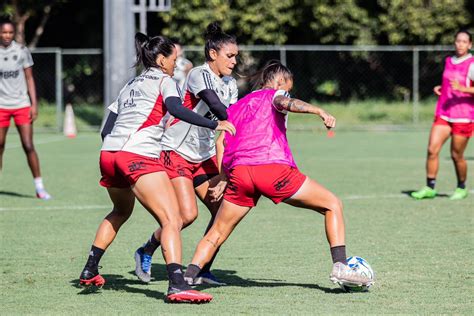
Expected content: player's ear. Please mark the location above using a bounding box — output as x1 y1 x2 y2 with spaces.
209 48 218 61
156 54 165 67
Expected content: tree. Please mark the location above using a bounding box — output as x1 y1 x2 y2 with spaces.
377 0 471 45
157 0 296 45
0 0 68 48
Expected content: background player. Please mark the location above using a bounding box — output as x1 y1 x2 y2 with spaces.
411 30 473 200
134 22 238 286
0 19 51 200
79 33 235 303
182 61 373 293
171 38 193 91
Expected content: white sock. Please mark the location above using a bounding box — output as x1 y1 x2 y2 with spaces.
34 177 45 191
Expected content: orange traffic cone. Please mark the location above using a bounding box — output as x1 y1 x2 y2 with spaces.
63 103 77 138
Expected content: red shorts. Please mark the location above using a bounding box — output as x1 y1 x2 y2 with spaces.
434 116 473 138
99 151 165 188
0 106 31 127
223 164 307 207
160 150 219 180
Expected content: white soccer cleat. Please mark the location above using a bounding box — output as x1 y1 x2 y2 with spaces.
36 189 52 200
330 262 372 287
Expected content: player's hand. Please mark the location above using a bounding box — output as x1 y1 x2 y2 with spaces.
216 120 236 136
165 115 175 129
208 177 227 203
450 80 463 92
29 105 38 121
433 85 442 96
319 110 336 129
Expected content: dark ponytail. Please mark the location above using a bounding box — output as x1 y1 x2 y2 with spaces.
250 60 293 90
204 22 237 62
134 32 175 69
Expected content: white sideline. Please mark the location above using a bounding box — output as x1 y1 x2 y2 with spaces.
1 190 473 212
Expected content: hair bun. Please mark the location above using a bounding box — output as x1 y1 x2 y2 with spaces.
205 22 223 39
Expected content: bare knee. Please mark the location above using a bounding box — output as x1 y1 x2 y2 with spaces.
22 142 35 154
0 143 4 155
105 207 133 225
181 209 198 228
451 150 464 163
161 215 184 231
427 145 440 160
325 196 343 215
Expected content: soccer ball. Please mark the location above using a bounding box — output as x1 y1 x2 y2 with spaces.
341 256 375 292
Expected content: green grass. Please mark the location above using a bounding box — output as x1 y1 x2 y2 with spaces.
1 131 473 314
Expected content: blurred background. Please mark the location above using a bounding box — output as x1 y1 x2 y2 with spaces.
1 0 473 131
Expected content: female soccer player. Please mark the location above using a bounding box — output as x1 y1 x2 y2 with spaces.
79 33 235 303
411 30 473 200
134 22 238 286
0 20 51 199
182 61 373 292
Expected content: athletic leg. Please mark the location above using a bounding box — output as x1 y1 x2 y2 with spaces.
80 187 135 286
284 177 371 286
0 126 8 171
193 174 225 283
184 200 251 283
412 124 451 199
16 124 41 178
135 176 198 282
16 124 51 199
132 172 212 302
284 177 345 248
450 135 470 200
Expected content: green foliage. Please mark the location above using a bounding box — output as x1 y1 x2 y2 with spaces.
308 0 374 44
378 0 471 44
158 0 295 44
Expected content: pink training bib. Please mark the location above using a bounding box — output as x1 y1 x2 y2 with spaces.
223 89 297 172
435 56 474 122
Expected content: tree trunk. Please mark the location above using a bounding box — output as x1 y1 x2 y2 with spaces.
28 5 52 49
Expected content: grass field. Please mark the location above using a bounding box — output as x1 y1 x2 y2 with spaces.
1 130 473 314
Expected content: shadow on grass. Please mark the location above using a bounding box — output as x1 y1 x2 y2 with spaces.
401 190 449 198
0 190 35 198
70 274 166 299
70 263 344 298
133 263 344 294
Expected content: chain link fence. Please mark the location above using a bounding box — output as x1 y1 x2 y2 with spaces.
31 45 453 131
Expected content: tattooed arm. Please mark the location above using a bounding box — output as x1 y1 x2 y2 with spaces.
273 95 336 129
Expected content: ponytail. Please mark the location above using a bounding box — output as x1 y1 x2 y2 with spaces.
134 32 175 69
250 60 293 90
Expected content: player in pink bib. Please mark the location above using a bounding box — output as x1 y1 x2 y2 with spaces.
412 30 474 200
182 61 373 293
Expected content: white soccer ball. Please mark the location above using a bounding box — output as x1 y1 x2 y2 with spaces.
341 256 375 292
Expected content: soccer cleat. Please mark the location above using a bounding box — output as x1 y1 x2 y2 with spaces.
166 287 213 304
329 262 372 287
79 267 105 288
410 186 436 200
449 188 468 200
36 189 52 200
134 246 152 283
194 271 226 286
